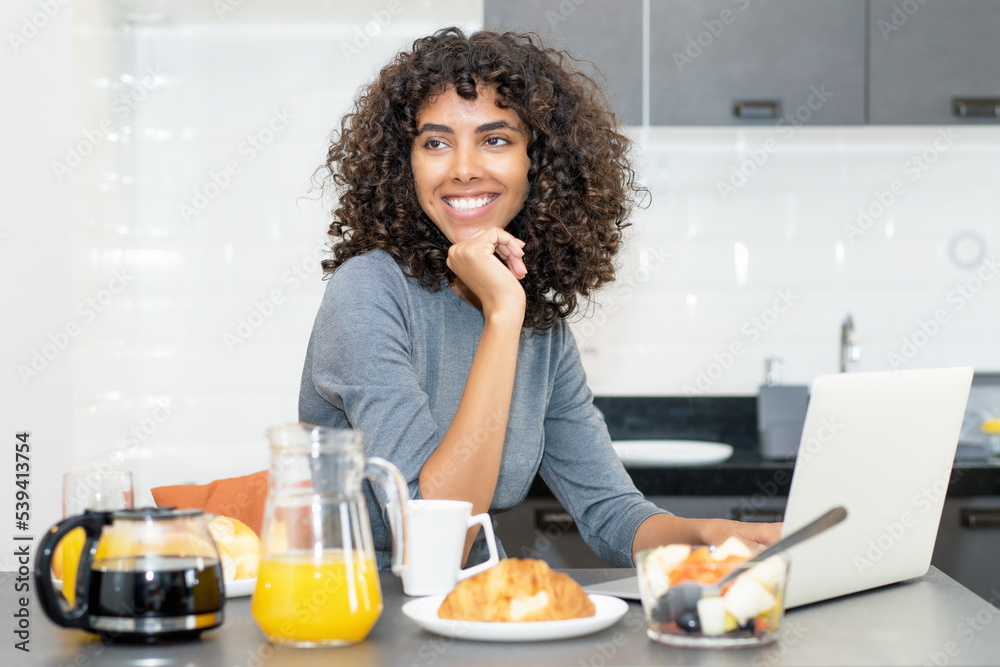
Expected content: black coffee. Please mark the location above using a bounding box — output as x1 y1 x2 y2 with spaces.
88 555 223 618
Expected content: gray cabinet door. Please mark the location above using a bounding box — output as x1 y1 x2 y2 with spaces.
650 0 866 125
484 0 643 125
870 0 1000 125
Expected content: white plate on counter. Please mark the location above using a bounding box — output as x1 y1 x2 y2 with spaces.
225 577 256 598
611 440 734 467
401 594 628 642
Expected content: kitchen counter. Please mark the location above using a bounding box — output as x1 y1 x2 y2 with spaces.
524 395 1000 498
525 451 1000 499
8 568 1000 666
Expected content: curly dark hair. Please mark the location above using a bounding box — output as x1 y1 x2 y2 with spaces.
318 27 646 329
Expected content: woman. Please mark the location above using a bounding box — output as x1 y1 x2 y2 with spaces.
299 27 780 569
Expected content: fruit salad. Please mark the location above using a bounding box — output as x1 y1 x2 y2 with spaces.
636 537 788 648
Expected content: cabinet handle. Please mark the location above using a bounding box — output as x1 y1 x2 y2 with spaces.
535 510 576 531
733 100 781 120
960 508 1000 528
730 507 785 523
952 98 1000 119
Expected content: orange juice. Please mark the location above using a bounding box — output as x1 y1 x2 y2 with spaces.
252 550 382 646
60 528 86 605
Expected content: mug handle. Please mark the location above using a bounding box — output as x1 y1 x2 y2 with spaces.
456 513 500 581
33 510 112 629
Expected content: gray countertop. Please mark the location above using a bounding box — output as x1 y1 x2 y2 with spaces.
5 568 1000 666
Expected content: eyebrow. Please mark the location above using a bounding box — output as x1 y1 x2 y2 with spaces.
416 120 522 135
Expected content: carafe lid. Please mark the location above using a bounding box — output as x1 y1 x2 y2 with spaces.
104 507 204 521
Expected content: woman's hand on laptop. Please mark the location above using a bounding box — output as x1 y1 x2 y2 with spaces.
700 518 783 548
633 514 782 557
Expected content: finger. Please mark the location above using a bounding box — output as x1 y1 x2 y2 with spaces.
505 253 528 279
489 228 526 255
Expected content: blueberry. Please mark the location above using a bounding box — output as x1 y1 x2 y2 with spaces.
664 583 703 621
674 610 701 633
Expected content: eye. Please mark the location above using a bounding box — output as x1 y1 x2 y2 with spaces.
485 135 510 147
423 138 446 149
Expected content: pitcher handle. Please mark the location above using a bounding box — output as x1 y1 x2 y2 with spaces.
33 510 112 629
364 457 410 577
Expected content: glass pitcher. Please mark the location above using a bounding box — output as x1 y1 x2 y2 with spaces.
251 424 408 648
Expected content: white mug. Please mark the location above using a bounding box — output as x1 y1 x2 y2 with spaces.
403 499 499 596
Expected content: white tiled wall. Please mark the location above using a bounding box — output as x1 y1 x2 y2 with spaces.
575 126 1000 395
51 0 1000 506
66 0 484 504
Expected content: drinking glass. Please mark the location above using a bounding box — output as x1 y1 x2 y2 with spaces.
59 471 133 604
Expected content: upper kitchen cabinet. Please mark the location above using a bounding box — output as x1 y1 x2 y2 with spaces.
650 0 866 125
869 0 1000 124
484 0 643 125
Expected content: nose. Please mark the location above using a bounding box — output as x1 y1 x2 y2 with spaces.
450 142 483 183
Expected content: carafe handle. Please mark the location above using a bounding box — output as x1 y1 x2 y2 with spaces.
33 510 113 629
364 457 409 577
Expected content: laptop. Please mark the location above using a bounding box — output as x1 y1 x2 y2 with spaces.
585 366 974 608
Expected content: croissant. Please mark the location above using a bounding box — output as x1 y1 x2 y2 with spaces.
438 558 596 622
207 515 260 581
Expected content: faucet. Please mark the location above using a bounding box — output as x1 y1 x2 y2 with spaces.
840 314 861 372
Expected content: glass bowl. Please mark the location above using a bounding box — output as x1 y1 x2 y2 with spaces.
636 543 789 648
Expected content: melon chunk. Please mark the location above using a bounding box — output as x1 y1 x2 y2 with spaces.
723 575 776 624
711 536 752 562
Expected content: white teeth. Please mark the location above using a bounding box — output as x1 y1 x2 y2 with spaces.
446 195 495 211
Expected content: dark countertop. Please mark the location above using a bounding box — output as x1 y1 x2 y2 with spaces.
521 395 1000 499
527 450 1000 499
11 568 1000 666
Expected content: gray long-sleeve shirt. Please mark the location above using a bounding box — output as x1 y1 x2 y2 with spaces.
298 250 665 568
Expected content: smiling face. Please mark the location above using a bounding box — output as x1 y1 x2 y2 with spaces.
411 86 531 245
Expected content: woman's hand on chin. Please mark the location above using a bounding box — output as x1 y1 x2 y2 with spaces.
447 227 527 318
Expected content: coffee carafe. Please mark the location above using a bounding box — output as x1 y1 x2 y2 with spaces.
34 507 225 642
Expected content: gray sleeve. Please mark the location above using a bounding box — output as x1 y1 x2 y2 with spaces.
304 255 435 526
537 324 668 567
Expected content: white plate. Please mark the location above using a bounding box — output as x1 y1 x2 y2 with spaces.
54 577 256 599
401 594 628 642
611 440 734 467
225 578 256 598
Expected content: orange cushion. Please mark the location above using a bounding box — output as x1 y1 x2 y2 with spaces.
151 470 268 537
